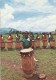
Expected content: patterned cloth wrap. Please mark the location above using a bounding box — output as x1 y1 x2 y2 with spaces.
22 38 30 48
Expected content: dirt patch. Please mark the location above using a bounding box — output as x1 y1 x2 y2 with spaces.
1 58 21 71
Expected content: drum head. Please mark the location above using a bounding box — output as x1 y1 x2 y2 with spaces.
20 48 33 53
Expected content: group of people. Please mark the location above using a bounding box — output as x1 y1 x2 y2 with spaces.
22 32 54 48
7 33 20 42
22 32 34 48
0 32 54 50
0 33 20 50
36 32 53 41
21 32 38 62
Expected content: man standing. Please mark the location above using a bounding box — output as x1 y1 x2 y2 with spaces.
7 34 13 50
22 32 30 48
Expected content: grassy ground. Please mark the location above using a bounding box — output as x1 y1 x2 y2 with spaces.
0 34 56 80
0 49 56 80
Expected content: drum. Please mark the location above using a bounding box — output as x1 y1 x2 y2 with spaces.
42 39 47 48
7 40 13 50
50 40 55 48
0 41 5 50
31 40 34 48
15 41 20 49
35 39 40 48
20 48 35 78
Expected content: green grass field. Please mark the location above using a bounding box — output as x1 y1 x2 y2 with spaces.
0 34 56 80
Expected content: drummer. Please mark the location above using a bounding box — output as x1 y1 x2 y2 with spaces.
0 35 5 50
15 33 20 49
7 34 13 50
48 32 53 42
15 33 20 42
0 35 2 48
42 33 47 40
30 32 34 40
41 33 47 47
22 32 38 61
22 31 30 48
8 34 13 41
29 32 34 48
36 34 40 40
48 32 54 46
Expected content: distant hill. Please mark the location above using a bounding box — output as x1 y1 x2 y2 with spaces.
0 28 18 34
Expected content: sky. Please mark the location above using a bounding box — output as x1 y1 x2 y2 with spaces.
0 0 56 32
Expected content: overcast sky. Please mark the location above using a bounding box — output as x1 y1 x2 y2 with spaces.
0 0 56 32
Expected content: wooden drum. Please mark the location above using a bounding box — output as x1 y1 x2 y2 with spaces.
7 40 13 50
0 41 5 50
15 41 20 49
50 40 55 48
35 39 40 48
20 48 35 78
42 39 47 48
31 40 34 48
